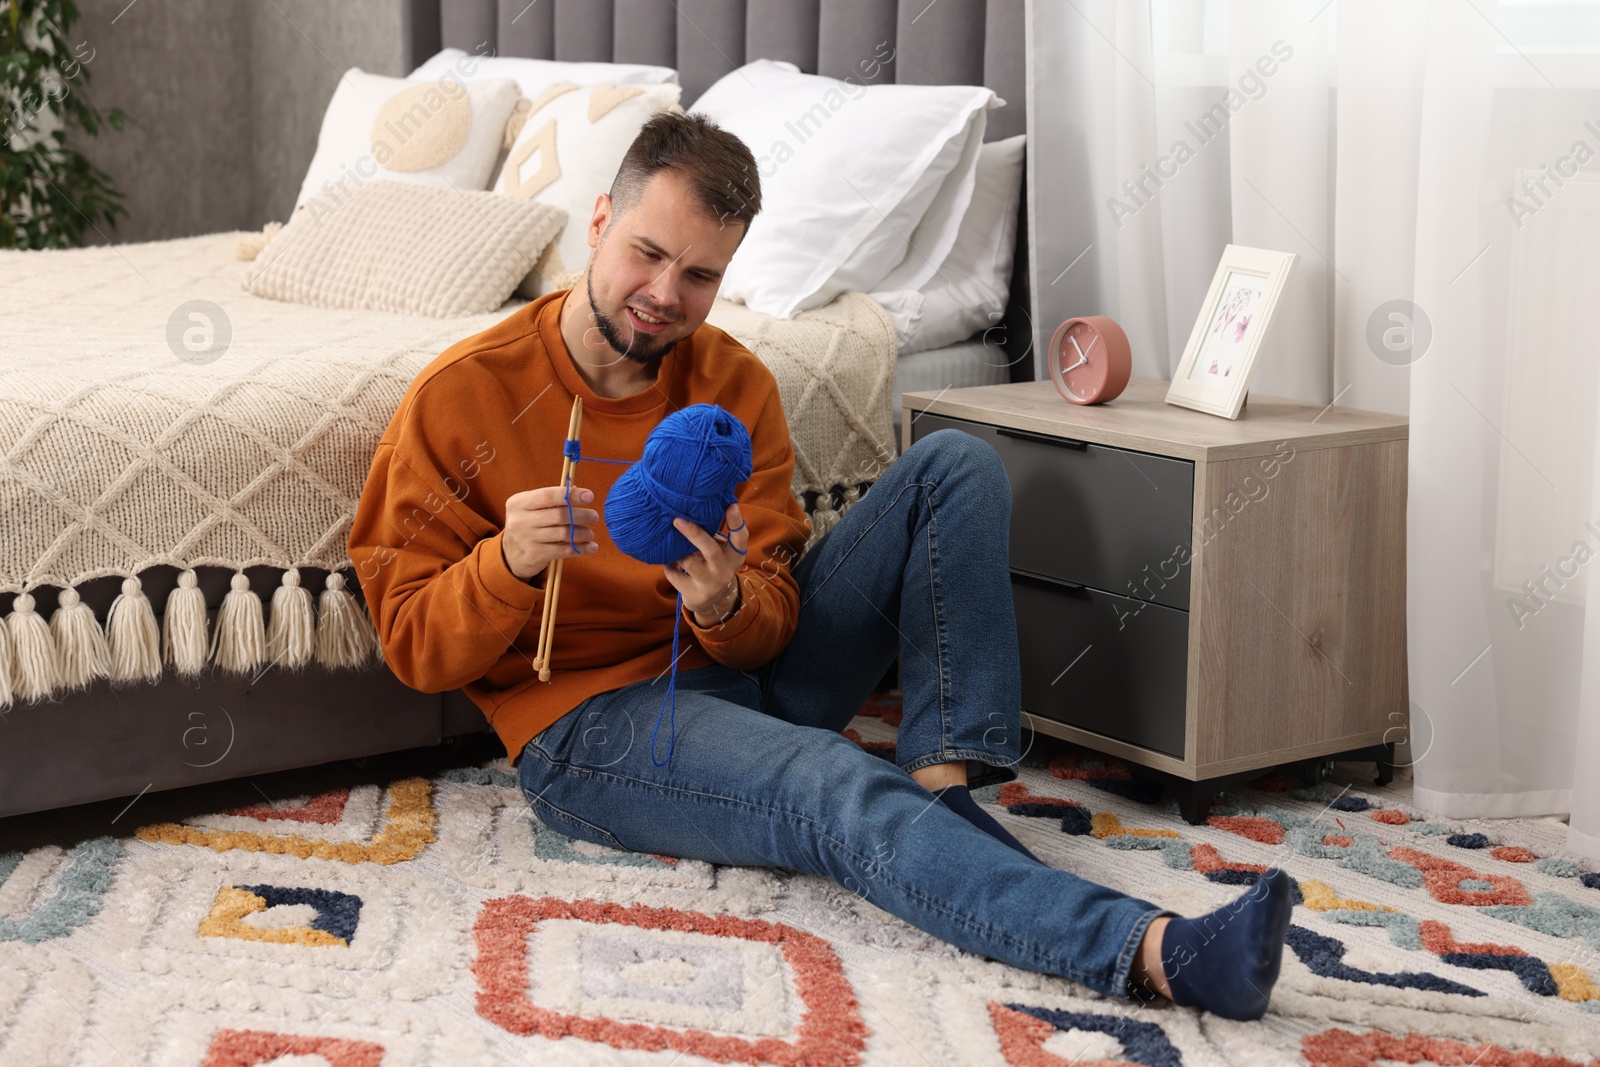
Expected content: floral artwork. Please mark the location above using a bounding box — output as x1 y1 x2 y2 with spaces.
1189 270 1266 383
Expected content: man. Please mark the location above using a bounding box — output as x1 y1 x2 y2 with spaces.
349 112 1293 1020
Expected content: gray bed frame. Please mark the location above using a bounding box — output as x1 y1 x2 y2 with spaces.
0 0 1031 819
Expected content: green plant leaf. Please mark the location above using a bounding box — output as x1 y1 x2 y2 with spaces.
0 0 125 248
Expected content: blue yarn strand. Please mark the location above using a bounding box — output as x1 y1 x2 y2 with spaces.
562 438 631 553
558 405 754 768
717 519 749 556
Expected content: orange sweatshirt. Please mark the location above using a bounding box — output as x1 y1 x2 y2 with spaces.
348 290 812 764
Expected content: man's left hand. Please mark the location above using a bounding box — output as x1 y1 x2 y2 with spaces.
667 502 748 627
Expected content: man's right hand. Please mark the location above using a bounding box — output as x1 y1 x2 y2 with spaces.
501 485 601 582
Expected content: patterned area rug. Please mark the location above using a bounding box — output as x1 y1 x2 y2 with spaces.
4 692 1600 1065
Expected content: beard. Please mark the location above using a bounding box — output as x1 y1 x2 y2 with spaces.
587 271 680 367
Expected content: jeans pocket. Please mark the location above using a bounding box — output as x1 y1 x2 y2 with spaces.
522 713 576 767
735 668 766 708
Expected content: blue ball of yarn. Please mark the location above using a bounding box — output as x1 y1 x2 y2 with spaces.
606 404 753 566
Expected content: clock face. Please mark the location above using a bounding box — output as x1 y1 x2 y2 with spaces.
1058 321 1105 402
1049 316 1132 405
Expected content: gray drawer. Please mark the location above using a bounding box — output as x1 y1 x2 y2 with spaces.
911 413 1194 610
1013 571 1189 758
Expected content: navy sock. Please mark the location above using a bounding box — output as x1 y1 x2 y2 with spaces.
936 785 1038 861
1157 868 1295 1020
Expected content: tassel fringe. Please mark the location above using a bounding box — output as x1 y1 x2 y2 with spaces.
7 593 58 704
51 586 111 691
107 576 161 682
267 568 316 670
163 569 209 676
233 220 283 261
0 567 381 709
315 572 376 669
211 571 266 674
0 489 863 709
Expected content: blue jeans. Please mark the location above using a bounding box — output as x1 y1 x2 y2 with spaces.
518 428 1166 997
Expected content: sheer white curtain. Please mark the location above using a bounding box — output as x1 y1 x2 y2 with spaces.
1027 0 1600 858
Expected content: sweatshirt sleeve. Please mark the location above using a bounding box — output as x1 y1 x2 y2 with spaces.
683 383 811 670
348 440 543 694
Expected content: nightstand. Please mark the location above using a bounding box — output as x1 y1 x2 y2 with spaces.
903 378 1409 822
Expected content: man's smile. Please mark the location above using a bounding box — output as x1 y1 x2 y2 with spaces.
626 305 672 333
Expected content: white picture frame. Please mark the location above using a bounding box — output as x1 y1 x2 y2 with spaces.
1165 244 1298 420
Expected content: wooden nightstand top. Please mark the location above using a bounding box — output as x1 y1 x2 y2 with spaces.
903 378 1408 462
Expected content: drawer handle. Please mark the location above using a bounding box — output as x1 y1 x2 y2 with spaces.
1011 568 1089 594
997 426 1089 450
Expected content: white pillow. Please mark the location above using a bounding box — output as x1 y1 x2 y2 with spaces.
294 68 521 214
408 47 678 93
494 82 683 296
868 107 987 294
872 134 1026 355
694 59 999 319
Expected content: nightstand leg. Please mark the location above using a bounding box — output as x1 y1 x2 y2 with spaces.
1175 781 1214 825
1324 743 1399 787
1374 742 1396 786
1168 768 1262 824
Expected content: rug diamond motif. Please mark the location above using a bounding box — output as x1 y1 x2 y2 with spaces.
471 895 869 1064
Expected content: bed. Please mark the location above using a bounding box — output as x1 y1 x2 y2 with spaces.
0 0 1031 818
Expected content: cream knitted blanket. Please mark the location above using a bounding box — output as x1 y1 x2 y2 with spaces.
0 233 895 708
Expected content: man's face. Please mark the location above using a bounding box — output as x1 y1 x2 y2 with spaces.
582 169 744 366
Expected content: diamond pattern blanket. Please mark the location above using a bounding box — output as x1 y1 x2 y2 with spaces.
3 695 1599 1065
0 233 895 707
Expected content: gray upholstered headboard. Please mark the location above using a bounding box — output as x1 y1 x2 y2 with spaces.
402 0 1032 378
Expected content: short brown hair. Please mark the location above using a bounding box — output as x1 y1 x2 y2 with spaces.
609 111 762 232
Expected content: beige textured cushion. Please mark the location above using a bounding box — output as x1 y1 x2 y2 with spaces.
244 181 566 318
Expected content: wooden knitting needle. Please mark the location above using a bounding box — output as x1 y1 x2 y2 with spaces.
539 397 584 679
534 396 583 680
533 396 582 676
